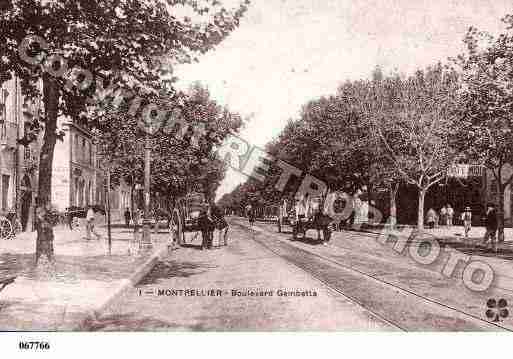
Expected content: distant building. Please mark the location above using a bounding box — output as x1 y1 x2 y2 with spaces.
52 116 132 220
52 117 101 211
1 74 132 230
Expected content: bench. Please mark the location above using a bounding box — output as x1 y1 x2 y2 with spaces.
0 275 16 293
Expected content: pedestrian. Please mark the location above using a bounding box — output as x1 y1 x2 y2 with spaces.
440 205 447 227
447 204 454 227
198 204 215 250
426 208 436 229
133 208 141 231
482 203 498 251
245 203 255 227
85 205 102 240
295 194 310 234
210 200 229 246
65 207 73 230
124 208 131 228
461 206 472 238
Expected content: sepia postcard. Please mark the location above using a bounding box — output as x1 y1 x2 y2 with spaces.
2 0 513 356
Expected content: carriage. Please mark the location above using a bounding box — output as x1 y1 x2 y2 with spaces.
277 196 333 242
276 199 294 233
168 192 207 245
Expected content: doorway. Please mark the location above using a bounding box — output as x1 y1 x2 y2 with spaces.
20 175 32 231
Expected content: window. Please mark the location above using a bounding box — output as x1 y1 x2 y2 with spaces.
0 87 7 139
24 147 31 161
82 138 85 163
75 135 80 162
2 175 9 210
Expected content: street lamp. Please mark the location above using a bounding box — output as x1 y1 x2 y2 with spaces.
140 131 152 249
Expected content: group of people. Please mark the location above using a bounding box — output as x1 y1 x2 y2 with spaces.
123 207 144 228
197 200 229 250
426 202 500 249
426 204 456 229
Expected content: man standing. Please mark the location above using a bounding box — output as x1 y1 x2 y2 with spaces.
198 204 214 250
86 206 102 240
210 200 229 246
124 208 131 228
440 205 447 227
482 203 498 251
447 204 454 227
245 203 255 227
461 206 472 238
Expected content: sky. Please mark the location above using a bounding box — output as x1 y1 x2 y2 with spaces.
174 0 513 200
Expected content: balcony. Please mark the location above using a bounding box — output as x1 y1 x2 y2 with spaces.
0 122 18 150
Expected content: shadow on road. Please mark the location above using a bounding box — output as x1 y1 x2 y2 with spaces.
80 312 206 331
436 237 513 260
137 260 216 285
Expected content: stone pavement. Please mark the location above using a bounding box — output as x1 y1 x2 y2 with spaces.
85 224 394 331
357 224 513 284
244 220 513 330
0 223 170 330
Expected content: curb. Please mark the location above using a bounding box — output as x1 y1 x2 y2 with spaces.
76 241 170 330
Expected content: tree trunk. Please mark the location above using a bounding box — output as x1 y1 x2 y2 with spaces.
417 188 427 230
130 182 135 219
367 180 374 204
36 74 59 264
389 182 399 228
498 183 505 243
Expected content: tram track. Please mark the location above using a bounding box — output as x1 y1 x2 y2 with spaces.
234 219 512 331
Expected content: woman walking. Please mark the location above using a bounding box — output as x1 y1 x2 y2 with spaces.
426 208 436 229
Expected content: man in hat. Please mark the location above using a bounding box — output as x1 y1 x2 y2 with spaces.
461 206 472 238
482 203 498 250
198 203 214 250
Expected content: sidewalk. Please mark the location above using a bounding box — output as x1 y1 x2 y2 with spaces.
0 225 170 330
338 224 513 293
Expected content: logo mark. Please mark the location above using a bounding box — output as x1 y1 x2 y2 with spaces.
486 298 509 322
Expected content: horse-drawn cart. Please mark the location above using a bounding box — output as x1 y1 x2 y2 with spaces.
277 199 294 233
168 192 207 245
277 197 333 242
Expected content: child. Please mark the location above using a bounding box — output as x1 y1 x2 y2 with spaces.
461 206 472 238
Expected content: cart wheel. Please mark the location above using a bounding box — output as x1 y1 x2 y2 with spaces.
0 217 13 239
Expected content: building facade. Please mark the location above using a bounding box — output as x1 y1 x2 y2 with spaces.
0 77 42 231
52 117 132 220
1 74 133 230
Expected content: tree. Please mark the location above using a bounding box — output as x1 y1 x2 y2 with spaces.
93 83 243 211
454 17 513 241
1 0 249 263
376 65 459 230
